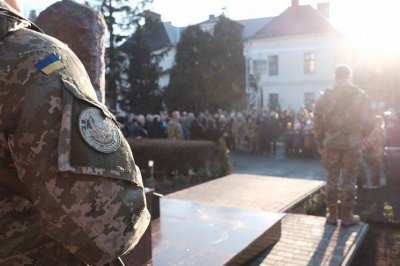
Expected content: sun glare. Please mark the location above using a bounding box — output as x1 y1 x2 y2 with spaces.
331 0 400 58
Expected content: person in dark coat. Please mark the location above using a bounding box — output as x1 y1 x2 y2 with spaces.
190 113 206 140
204 118 221 143
147 114 166 139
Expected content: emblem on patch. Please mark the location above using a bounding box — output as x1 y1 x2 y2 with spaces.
79 107 120 153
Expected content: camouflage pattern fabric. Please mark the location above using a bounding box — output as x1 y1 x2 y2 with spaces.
322 149 361 207
231 115 247 151
167 120 184 140
0 6 150 265
314 82 375 207
247 115 258 152
314 84 375 150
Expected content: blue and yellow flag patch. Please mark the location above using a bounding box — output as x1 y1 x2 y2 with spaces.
35 53 64 75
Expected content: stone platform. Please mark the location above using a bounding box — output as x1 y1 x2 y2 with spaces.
152 198 284 265
166 174 326 212
149 174 368 265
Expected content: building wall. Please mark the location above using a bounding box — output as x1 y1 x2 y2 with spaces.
244 33 354 112
156 47 177 89
153 25 354 113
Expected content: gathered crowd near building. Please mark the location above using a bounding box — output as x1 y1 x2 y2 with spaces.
118 106 319 158
2 0 400 264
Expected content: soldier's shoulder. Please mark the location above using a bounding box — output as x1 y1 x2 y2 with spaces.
5 27 66 51
318 88 335 102
349 85 370 101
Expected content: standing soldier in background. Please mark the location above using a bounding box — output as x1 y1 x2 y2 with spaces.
314 64 375 226
167 111 184 140
0 1 150 265
247 110 259 154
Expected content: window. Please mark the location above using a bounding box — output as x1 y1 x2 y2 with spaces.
252 60 267 76
269 93 279 111
304 52 315 74
268 55 278 76
304 92 315 111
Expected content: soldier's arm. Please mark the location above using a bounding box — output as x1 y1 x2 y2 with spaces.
0 166 32 201
2 32 149 265
313 97 325 149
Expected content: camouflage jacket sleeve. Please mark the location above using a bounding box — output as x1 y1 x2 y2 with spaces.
0 21 150 265
358 91 375 138
313 92 326 149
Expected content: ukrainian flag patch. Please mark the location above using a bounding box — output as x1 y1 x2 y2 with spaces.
35 52 64 75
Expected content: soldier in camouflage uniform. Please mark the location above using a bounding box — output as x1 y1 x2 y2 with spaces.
231 111 247 153
0 2 150 265
247 111 259 154
314 64 375 226
167 111 184 140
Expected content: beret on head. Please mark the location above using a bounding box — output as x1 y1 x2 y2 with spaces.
335 64 352 78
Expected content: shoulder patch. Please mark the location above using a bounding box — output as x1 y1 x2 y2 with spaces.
79 107 121 153
35 52 64 75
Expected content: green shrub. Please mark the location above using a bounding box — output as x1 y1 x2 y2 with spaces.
161 176 173 188
361 203 377 222
128 138 232 193
128 138 216 174
144 176 157 189
383 202 395 223
304 190 326 215
216 138 231 176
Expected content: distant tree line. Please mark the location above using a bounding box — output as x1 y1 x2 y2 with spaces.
165 16 246 113
89 0 246 114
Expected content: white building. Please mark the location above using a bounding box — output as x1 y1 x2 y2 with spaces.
245 1 354 111
122 1 354 112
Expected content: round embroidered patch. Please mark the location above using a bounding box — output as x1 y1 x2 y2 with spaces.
79 107 120 153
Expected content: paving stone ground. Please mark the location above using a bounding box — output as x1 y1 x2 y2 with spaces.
150 145 368 265
250 214 368 266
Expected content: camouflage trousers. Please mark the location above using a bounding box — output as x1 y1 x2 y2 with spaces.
322 148 362 207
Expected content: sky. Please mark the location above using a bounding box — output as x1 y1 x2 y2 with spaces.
20 0 400 58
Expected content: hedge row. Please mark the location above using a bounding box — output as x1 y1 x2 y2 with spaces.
128 138 218 175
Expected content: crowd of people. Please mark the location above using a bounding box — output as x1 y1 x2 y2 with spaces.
115 106 321 159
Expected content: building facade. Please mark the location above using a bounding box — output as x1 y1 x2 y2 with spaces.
244 2 354 112
123 1 354 113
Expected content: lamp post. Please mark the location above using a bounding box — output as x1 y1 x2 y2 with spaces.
146 160 156 189
148 160 154 180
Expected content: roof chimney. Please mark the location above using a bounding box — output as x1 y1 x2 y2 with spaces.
317 3 330 19
292 0 299 6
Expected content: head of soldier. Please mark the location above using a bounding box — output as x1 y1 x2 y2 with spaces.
172 111 180 121
334 64 352 83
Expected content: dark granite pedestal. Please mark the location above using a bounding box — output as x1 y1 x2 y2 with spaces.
151 198 284 265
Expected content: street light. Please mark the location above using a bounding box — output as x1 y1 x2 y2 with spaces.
148 160 154 180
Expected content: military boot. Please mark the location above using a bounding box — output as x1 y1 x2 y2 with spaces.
326 205 337 225
341 206 360 226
